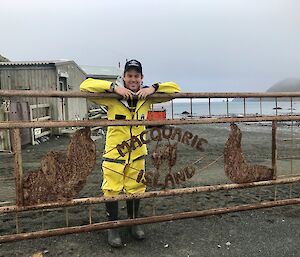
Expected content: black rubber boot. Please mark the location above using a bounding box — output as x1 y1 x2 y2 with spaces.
106 201 122 248
126 199 145 240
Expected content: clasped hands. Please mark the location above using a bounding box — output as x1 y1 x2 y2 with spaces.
114 86 156 100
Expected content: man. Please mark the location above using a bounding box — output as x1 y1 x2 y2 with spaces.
80 59 180 247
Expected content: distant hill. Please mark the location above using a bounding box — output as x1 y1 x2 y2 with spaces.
0 54 10 62
267 78 300 92
264 78 300 101
233 78 300 102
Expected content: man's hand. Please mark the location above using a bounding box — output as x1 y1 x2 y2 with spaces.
114 86 135 99
136 86 156 99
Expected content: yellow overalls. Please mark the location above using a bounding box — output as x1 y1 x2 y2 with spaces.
80 79 180 196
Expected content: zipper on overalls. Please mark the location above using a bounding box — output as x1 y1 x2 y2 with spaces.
127 98 135 164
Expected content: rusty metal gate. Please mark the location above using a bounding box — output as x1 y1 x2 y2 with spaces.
0 90 300 243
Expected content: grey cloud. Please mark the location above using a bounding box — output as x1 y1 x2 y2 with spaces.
1 0 300 92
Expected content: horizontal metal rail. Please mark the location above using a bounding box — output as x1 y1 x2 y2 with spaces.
0 115 300 129
2 90 300 98
1 198 299 243
1 175 299 214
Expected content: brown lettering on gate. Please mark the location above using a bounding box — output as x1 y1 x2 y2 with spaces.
116 126 207 188
137 166 196 188
117 127 207 154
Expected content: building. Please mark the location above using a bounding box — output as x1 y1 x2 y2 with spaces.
80 65 122 81
0 60 88 122
0 54 10 62
0 60 121 148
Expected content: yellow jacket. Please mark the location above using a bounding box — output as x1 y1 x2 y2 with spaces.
80 78 180 163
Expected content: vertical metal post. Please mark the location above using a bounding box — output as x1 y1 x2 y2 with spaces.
36 97 39 120
41 210 45 230
133 200 136 218
88 206 92 224
61 96 65 121
259 97 262 116
226 98 229 117
258 187 262 202
190 98 193 118
15 212 20 234
243 98 246 116
29 104 34 145
290 97 294 197
272 121 277 200
208 98 211 117
272 121 277 175
275 97 278 116
11 128 24 206
152 198 156 216
171 100 174 119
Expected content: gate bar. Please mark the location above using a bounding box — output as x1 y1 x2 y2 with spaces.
1 198 300 243
1 115 300 129
1 175 300 214
2 90 300 98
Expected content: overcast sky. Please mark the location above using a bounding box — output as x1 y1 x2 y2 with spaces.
1 0 300 92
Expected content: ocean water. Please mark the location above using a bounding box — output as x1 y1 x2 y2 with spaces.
155 100 300 119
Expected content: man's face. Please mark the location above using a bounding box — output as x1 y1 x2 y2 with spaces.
123 69 144 92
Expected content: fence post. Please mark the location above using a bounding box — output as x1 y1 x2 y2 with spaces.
272 121 277 176
11 128 24 206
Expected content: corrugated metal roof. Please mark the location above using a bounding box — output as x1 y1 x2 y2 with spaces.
0 60 71 66
80 65 122 77
0 54 10 62
0 61 122 78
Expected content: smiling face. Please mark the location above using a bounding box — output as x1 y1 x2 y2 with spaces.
123 69 144 92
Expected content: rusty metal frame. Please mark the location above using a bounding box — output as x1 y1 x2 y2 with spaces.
1 175 300 214
1 198 300 243
2 89 300 98
2 115 300 129
1 89 300 243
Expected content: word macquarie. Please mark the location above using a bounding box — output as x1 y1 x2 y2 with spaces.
116 126 208 157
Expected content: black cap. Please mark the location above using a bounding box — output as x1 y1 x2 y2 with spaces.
124 59 143 74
